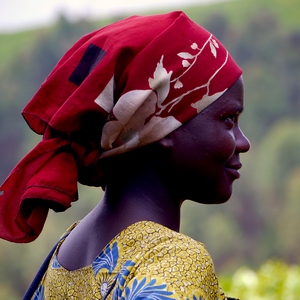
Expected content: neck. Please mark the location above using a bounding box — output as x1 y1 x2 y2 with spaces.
94 167 182 233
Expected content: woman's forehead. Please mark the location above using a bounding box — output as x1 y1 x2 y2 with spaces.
201 76 244 114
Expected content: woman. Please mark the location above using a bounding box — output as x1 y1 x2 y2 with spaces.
0 11 250 299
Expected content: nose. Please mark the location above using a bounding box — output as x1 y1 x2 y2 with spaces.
235 126 251 153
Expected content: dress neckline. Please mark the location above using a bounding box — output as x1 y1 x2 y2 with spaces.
53 220 173 272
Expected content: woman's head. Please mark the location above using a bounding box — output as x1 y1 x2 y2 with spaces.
157 75 250 204
0 11 245 242
101 76 250 204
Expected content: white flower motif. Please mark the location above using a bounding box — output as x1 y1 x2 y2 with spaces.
148 55 172 108
101 89 154 150
191 43 198 49
174 80 183 89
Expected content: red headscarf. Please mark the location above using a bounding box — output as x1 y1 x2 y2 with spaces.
0 11 242 243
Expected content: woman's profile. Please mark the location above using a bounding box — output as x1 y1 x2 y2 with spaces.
0 11 250 299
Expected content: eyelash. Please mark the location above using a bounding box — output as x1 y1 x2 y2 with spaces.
226 115 237 122
224 114 239 127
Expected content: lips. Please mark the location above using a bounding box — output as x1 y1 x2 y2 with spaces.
225 162 242 179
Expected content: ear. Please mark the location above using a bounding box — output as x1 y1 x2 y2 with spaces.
157 134 174 149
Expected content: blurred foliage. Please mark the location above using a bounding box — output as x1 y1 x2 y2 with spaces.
220 260 300 299
0 0 300 298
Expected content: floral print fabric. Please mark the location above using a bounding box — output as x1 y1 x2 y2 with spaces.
33 221 236 299
98 36 233 159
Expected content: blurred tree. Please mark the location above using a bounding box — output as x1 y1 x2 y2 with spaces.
201 13 229 41
256 120 300 191
232 11 291 142
278 170 300 263
253 120 300 261
283 31 300 116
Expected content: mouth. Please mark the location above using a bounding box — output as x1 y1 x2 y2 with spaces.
225 163 242 179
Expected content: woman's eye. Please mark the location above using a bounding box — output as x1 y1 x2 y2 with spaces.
227 115 236 122
224 115 238 127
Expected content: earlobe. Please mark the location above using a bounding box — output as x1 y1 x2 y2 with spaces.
157 135 174 149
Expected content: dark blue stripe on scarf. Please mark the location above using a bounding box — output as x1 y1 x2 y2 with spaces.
69 44 106 86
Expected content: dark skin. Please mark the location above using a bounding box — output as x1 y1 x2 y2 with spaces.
57 76 250 271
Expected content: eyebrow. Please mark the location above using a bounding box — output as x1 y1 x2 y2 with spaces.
223 102 244 114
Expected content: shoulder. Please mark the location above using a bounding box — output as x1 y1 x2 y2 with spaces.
117 220 209 260
115 221 225 299
123 220 212 259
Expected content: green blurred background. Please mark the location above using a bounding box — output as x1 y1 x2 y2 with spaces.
0 0 300 298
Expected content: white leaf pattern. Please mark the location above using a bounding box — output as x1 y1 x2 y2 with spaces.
177 52 194 59
94 76 115 112
211 38 219 48
182 60 191 67
191 90 227 113
210 42 217 58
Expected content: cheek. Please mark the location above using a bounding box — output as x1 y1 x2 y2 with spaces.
210 131 236 162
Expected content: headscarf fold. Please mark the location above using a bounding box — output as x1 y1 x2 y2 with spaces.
0 11 242 242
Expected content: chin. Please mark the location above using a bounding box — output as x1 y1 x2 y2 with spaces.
215 186 233 204
189 186 233 205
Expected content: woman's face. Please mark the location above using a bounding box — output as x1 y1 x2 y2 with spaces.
165 76 250 204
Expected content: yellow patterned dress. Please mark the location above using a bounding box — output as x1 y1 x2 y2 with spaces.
32 221 237 300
